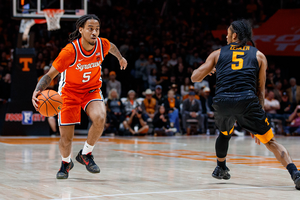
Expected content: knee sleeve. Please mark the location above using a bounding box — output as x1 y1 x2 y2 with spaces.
215 133 232 158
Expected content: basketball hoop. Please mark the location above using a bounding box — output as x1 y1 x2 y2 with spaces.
43 9 64 31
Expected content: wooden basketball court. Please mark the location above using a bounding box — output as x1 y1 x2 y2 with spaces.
0 135 299 199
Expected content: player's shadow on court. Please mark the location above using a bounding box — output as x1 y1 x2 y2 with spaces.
208 182 293 190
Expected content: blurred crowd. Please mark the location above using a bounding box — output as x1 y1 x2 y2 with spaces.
1 0 300 136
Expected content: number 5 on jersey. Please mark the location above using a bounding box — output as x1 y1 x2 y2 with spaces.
231 51 244 70
82 72 91 83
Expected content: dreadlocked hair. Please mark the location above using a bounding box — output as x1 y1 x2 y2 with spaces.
230 19 255 48
68 14 101 42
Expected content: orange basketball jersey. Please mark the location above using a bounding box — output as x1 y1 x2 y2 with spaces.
52 37 110 94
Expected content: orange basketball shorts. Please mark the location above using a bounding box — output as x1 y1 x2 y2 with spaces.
58 88 104 126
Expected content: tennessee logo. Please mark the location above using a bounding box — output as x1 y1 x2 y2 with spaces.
265 118 269 126
97 57 100 61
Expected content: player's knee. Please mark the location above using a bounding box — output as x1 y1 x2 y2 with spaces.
264 138 276 148
59 136 73 147
91 114 105 127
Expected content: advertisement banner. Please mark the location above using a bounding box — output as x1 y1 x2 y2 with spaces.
212 9 300 56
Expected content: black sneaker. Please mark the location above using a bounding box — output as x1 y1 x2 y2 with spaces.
293 171 300 190
76 149 100 173
212 166 231 180
56 160 74 179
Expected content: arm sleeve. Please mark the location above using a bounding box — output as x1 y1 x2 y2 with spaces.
100 38 111 57
52 44 75 73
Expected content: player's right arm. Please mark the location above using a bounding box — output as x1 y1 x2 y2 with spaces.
32 44 74 110
256 51 267 108
191 50 220 83
32 67 60 110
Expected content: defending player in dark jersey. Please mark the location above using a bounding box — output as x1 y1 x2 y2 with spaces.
191 19 300 190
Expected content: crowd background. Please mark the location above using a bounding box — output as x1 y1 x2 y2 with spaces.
1 0 300 136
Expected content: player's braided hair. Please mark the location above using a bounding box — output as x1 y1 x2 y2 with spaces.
68 14 101 42
230 19 255 47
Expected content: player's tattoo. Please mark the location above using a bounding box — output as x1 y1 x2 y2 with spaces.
36 75 51 91
109 42 122 61
256 77 264 108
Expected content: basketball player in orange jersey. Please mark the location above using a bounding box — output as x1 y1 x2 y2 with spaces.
191 19 300 189
32 14 127 179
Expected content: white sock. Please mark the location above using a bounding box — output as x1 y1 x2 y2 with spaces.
61 154 71 163
82 141 94 155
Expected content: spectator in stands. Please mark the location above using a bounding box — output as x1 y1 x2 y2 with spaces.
153 48 162 68
141 89 158 121
161 54 170 68
287 78 300 106
0 60 11 102
274 81 283 102
274 67 283 84
145 55 157 77
285 105 300 136
123 106 149 136
170 83 181 102
189 52 203 67
182 85 200 101
134 53 148 94
153 85 165 105
266 71 275 89
181 77 192 96
106 71 121 97
123 90 140 117
153 105 175 136
200 87 214 132
103 110 117 136
148 68 158 91
276 92 294 126
164 89 181 133
194 76 209 94
175 63 187 86
182 91 203 134
167 53 178 68
264 90 280 120
107 89 125 133
157 65 170 95
102 68 110 84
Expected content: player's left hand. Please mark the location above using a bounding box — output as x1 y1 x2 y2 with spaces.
119 57 128 70
250 133 261 145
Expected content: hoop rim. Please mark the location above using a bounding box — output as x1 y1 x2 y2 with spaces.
43 9 65 14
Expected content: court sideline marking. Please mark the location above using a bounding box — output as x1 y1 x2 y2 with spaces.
51 185 292 200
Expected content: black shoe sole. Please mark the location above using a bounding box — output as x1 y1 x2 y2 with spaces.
76 153 100 174
56 161 74 179
294 177 300 190
212 174 223 179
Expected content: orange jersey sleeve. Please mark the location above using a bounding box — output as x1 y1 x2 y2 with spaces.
52 43 76 73
100 38 111 57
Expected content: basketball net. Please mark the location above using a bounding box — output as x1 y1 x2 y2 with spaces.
43 9 64 31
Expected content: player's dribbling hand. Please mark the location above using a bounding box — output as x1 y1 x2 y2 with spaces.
250 133 261 145
32 90 41 111
119 57 128 70
208 67 216 76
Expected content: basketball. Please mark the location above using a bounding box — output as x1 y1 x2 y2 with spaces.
37 90 63 117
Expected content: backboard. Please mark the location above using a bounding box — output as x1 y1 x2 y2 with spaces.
12 0 87 20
